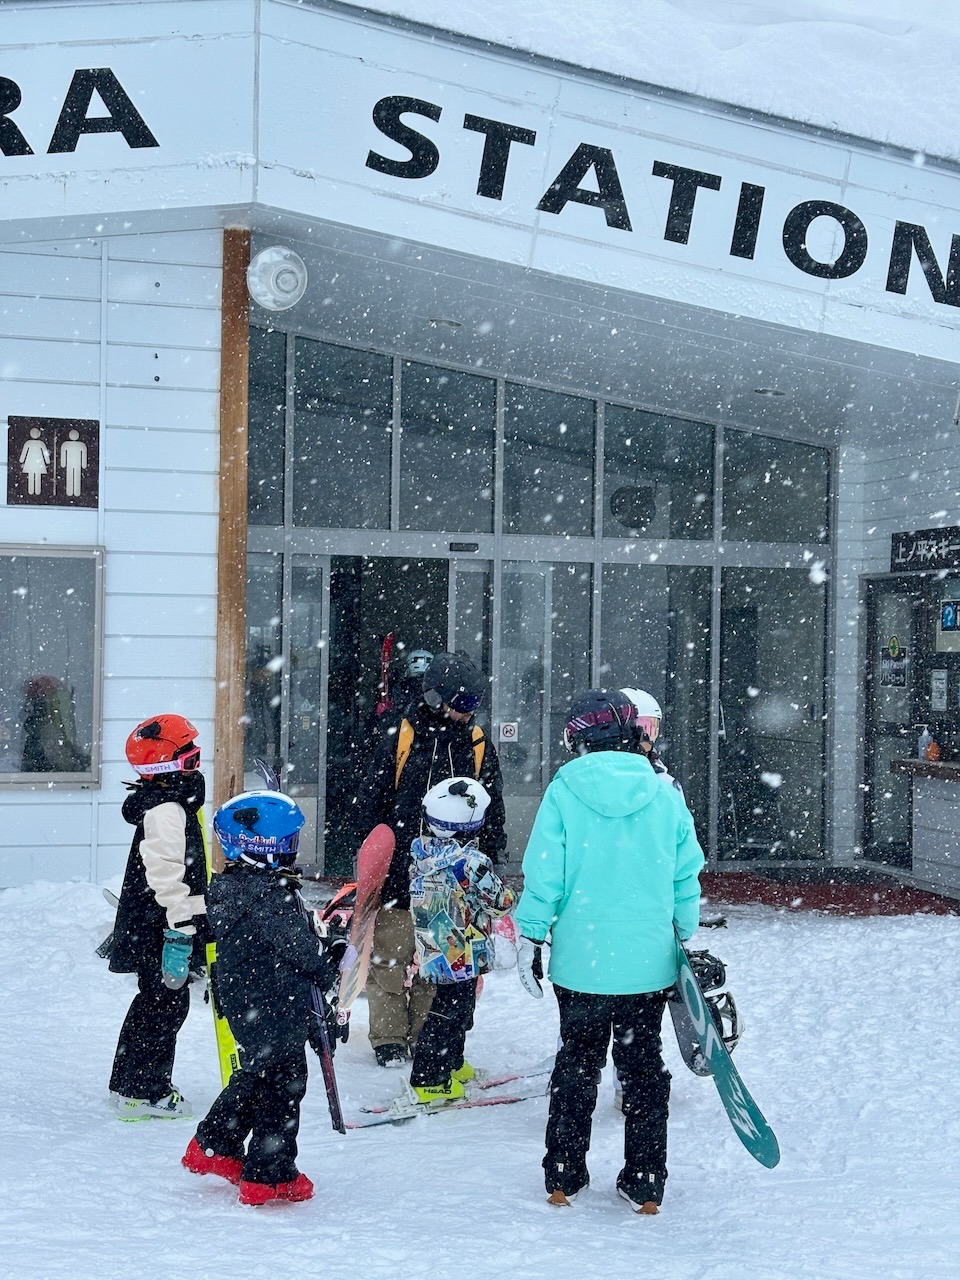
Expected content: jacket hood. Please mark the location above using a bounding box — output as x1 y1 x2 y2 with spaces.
555 751 661 817
208 864 297 933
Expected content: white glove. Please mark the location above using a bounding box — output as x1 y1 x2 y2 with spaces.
517 936 545 999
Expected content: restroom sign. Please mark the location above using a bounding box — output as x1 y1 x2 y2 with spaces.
6 416 99 508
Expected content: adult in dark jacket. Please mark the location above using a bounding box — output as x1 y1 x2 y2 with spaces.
109 715 208 1120
352 651 507 1066
182 790 337 1206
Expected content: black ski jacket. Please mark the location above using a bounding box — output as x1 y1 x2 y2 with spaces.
109 772 208 976
353 700 507 910
208 865 334 1072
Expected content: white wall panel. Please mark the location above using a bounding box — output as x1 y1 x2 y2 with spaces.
1 336 100 384
102 469 217 514
105 387 219 433
0 296 100 342
106 552 217 598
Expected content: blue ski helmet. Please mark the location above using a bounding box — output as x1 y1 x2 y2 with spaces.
214 790 305 868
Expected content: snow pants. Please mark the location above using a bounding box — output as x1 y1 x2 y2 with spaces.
365 906 434 1051
194 1047 309 1186
544 986 671 1197
409 978 478 1087
109 964 190 1102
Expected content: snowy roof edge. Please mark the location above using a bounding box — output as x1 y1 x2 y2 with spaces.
311 0 960 178
7 0 959 176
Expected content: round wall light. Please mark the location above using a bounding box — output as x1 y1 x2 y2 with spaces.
246 246 308 311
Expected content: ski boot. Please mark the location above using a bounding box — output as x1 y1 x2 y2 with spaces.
115 1089 192 1121
181 1136 243 1185
238 1172 314 1205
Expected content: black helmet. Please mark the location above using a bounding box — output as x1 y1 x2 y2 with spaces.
422 651 485 715
563 689 636 754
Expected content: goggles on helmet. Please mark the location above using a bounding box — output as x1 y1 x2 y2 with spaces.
636 715 661 743
447 691 482 715
135 743 201 777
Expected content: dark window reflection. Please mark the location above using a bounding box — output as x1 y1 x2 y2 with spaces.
248 327 286 527
603 406 713 540
244 553 283 775
504 385 595 536
0 553 96 776
400 362 495 532
722 431 830 542
293 341 393 529
600 563 711 838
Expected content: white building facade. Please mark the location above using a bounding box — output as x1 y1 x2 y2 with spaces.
3 0 960 893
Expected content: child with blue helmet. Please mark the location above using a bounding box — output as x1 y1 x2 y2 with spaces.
181 790 339 1206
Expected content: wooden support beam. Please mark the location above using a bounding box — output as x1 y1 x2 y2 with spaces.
213 227 251 866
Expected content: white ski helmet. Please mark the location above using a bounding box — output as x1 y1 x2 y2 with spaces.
422 776 490 837
621 687 663 743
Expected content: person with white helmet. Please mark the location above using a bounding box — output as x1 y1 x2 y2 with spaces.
619 687 684 798
395 776 514 1111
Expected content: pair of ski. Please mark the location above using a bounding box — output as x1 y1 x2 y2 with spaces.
346 1061 554 1129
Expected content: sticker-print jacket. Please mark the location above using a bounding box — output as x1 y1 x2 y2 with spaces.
408 835 514 983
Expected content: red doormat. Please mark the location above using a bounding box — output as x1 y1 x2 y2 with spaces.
701 871 960 916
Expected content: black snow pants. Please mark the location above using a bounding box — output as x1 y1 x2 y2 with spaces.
409 978 478 1087
195 1048 309 1186
544 985 671 1196
109 964 190 1102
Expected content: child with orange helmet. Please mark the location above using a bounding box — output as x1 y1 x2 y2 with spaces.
108 714 208 1120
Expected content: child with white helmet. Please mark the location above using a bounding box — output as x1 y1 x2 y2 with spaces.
399 776 514 1110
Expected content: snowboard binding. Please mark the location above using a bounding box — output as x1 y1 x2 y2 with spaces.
670 948 742 1076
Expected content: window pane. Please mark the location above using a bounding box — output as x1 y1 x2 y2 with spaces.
599 563 711 837
247 327 287 527
293 341 393 529
400 362 495 532
288 561 324 789
244 553 283 774
0 551 97 777
719 566 827 859
603 406 713 540
722 431 830 542
499 561 592 802
504 385 595 536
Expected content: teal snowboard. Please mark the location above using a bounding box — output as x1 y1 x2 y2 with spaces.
674 927 780 1168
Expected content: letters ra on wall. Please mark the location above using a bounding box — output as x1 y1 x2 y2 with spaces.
6 416 99 509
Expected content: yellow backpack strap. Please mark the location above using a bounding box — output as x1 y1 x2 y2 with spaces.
395 718 415 789
471 724 486 779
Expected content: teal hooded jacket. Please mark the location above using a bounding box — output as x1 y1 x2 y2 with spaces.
514 751 704 995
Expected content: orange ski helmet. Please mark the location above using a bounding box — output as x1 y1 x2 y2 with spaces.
125 714 200 776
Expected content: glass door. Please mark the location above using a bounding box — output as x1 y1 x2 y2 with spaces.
497 561 593 856
718 567 828 860
862 577 924 867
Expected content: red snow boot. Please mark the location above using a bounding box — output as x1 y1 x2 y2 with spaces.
238 1172 314 1205
181 1136 243 1185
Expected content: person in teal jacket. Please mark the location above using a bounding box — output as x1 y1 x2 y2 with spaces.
514 689 704 1215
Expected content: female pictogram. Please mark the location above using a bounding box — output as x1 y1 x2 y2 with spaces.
19 427 51 496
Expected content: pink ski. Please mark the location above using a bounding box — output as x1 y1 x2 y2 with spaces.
338 823 395 1011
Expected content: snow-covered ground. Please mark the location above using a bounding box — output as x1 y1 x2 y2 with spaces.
1 880 957 1279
